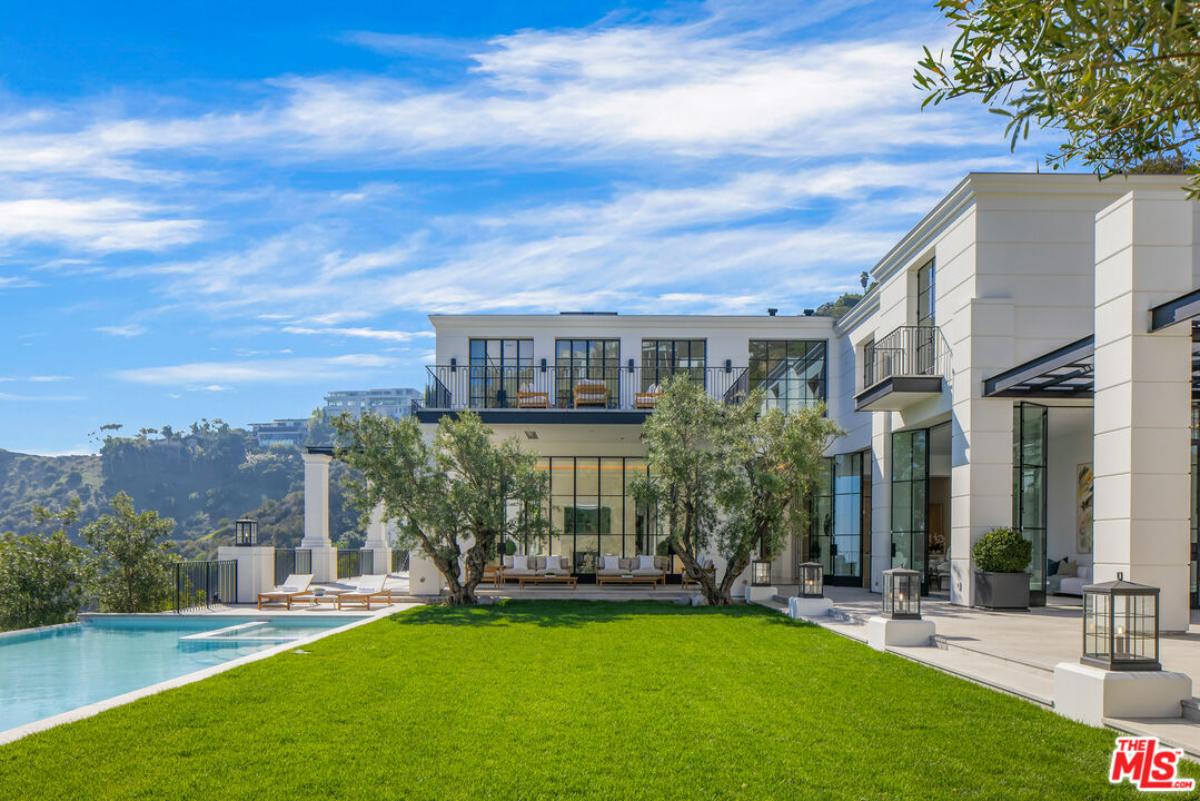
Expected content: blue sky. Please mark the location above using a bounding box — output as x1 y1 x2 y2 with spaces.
0 0 1046 455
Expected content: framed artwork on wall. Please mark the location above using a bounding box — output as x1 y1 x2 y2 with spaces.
1076 463 1093 554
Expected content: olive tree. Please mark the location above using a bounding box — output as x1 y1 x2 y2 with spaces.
915 0 1200 195
333 411 549 606
634 376 842 605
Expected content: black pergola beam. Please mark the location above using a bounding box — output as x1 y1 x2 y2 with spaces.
982 335 1095 397
1150 287 1200 332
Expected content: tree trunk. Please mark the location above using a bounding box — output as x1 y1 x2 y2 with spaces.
675 546 730 606
433 554 476 606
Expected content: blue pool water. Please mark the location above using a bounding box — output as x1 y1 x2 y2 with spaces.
0 615 363 733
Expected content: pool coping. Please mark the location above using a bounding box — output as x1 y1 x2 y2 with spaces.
0 603 417 746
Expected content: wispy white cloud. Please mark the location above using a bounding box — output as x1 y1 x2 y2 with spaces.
115 353 398 386
281 325 435 342
95 323 147 337
0 197 203 252
0 275 41 289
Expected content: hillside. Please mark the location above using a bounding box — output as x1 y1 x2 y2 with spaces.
0 421 361 558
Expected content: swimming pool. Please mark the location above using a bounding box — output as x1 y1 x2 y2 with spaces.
0 614 366 734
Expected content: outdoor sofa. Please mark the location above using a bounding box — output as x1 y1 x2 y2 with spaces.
596 555 668 585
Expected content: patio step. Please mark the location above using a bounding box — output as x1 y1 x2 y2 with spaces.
1181 697 1200 723
1106 715 1200 762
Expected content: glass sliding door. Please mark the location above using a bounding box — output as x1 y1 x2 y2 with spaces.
891 429 929 592
1013 402 1048 606
641 339 706 390
810 451 868 585
468 338 533 408
1191 402 1199 609
555 339 620 408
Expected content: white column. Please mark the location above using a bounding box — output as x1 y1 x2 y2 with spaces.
363 502 392 576
1093 190 1194 632
949 298 1015 607
216 545 274 604
870 412 892 593
301 450 338 581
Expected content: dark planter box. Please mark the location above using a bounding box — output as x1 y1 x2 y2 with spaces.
973 571 1030 610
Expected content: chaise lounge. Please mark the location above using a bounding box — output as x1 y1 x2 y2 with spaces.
333 574 394 610
257 574 314 610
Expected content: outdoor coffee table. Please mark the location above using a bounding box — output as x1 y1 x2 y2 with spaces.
517 574 578 589
596 574 660 589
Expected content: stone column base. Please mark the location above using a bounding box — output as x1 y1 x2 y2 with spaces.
866 616 936 651
307 546 338 582
788 596 833 619
1053 662 1192 727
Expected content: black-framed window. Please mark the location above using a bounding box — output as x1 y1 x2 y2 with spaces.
916 259 935 326
1013 402 1048 605
523 456 663 577
640 339 706 390
749 340 827 412
810 451 869 584
891 428 928 589
555 339 620 408
468 338 533 408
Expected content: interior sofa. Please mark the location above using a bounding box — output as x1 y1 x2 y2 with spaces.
1049 562 1092 596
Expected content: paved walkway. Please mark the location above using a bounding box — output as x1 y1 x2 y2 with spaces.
767 587 1200 759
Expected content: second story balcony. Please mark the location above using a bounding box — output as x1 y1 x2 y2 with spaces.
414 363 750 423
855 325 951 412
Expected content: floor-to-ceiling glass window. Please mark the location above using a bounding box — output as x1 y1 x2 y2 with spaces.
809 451 868 584
468 338 533 408
891 429 928 591
1191 402 1199 608
1013 402 1048 606
641 339 706 390
555 339 620 408
541 456 664 581
749 340 827 413
915 259 936 374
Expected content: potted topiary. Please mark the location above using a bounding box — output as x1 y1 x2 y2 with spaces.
972 527 1032 609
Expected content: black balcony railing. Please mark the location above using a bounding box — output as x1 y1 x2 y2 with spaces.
420 364 750 412
337 549 361 579
862 325 950 389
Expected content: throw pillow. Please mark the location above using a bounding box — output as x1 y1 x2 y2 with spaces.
638 554 656 570
1058 560 1078 578
603 555 619 572
512 555 528 571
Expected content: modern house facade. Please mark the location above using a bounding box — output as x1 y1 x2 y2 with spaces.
302 172 1200 630
324 387 421 421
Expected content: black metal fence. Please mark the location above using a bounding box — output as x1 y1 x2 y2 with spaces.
274 548 313 585
174 559 237 612
391 550 410 573
337 549 361 579
421 364 750 411
360 549 375 576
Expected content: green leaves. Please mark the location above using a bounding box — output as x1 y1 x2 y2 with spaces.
915 0 1200 195
82 491 176 613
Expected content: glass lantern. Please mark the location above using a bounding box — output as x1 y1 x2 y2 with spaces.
1081 573 1160 672
798 562 824 598
882 568 921 620
234 517 258 547
751 559 772 586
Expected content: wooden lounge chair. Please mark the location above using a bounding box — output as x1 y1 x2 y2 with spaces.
517 390 550 408
634 383 663 409
257 574 314 610
573 382 609 408
334 575 393 610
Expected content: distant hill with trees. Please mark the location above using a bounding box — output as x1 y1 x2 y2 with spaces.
0 419 361 558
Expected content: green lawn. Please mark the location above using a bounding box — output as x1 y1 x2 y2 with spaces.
0 601 1188 800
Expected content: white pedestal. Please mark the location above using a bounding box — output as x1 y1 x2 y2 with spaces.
308 546 338 582
216 545 274 604
409 553 444 597
866 615 936 651
744 585 777 603
1053 662 1192 727
788 596 833 619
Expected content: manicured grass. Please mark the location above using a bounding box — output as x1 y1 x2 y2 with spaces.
0 601 1188 800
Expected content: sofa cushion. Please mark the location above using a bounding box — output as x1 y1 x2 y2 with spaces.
602 555 620 572
503 555 514 568
638 554 656 571
512 555 528 571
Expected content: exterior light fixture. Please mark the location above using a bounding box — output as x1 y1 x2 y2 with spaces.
1081 572 1161 672
798 562 824 598
751 559 772 587
234 517 258 547
882 568 921 620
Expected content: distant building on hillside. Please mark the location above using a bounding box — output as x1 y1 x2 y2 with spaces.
249 418 309 448
323 388 421 421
